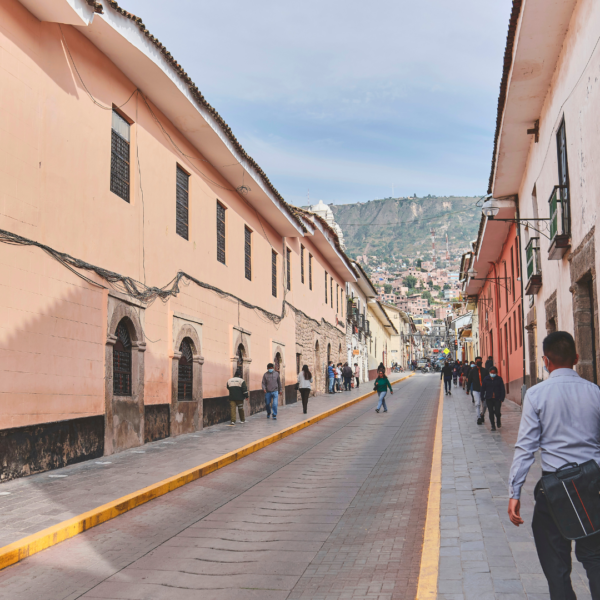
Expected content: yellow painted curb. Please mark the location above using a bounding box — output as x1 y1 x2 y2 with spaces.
0 373 414 571
416 381 444 600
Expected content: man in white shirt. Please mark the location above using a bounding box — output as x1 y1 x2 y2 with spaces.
508 331 600 599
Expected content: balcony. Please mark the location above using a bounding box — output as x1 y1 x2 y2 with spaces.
525 237 542 295
548 185 570 259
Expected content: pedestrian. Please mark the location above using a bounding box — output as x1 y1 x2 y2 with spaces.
226 368 248 426
485 355 494 371
461 361 471 391
353 362 360 388
378 362 386 374
261 362 281 420
335 363 343 392
452 362 460 387
467 356 489 424
374 370 393 413
327 361 335 394
480 366 505 431
297 364 312 414
508 331 600 599
342 362 353 391
441 360 453 395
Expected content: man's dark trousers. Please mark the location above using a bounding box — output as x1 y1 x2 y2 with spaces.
344 377 351 391
532 483 600 599
444 378 452 393
486 398 502 427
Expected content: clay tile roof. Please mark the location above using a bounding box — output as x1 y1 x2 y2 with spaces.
105 0 302 231
487 0 523 195
87 0 103 12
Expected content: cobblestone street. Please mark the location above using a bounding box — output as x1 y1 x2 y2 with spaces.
0 374 439 600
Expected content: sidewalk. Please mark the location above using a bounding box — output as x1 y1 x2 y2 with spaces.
0 379 398 552
438 384 592 600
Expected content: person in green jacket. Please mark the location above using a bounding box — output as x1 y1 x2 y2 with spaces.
374 371 393 413
226 369 248 426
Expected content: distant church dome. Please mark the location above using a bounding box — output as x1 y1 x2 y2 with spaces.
308 200 345 249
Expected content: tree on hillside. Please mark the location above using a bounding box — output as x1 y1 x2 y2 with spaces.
415 258 422 268
443 283 451 290
384 284 392 294
403 275 417 289
422 291 433 304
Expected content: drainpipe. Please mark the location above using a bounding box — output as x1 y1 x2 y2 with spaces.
516 200 527 407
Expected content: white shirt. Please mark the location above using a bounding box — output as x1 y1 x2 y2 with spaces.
508 368 600 499
297 372 312 389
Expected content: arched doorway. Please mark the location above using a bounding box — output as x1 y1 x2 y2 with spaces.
113 320 132 397
178 338 194 401
327 343 331 365
236 343 246 377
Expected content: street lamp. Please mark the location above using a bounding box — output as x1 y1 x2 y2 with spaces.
482 199 499 219
480 197 551 238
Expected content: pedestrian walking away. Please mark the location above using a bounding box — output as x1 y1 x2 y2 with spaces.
261 363 281 420
373 371 393 413
441 360 453 395
342 362 353 391
226 368 248 426
353 362 360 388
467 356 488 423
452 362 460 387
297 364 312 414
327 361 335 394
485 355 494 371
480 366 504 431
508 331 600 599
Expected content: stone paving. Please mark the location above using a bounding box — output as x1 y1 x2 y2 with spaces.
0 373 439 600
0 379 403 549
438 383 592 600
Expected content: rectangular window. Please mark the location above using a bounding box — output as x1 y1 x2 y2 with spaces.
272 250 277 297
514 311 518 350
325 271 328 304
309 254 313 290
518 307 523 347
286 248 291 291
508 317 512 354
330 278 333 308
110 109 130 202
175 166 189 240
217 202 226 264
244 226 252 280
300 245 305 284
510 247 515 301
336 284 339 313
341 290 344 318
515 237 520 277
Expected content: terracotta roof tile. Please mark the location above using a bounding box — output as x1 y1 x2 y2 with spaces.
86 0 103 13
488 0 523 194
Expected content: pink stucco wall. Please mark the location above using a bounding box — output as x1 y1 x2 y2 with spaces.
0 0 348 430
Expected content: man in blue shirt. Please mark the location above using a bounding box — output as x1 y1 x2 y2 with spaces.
327 361 335 394
508 331 600 599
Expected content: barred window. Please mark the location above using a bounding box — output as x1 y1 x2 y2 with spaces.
336 284 339 313
176 166 189 240
244 226 252 280
330 277 333 308
217 202 226 264
309 254 313 290
325 271 328 304
113 320 132 396
178 338 193 401
110 110 130 202
300 245 305 284
272 250 277 297
341 290 344 318
286 248 291 291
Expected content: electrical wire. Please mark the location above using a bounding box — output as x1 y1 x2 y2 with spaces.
337 206 480 227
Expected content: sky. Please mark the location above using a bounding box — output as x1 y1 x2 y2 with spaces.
120 0 513 205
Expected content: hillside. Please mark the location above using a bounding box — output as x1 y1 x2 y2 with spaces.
331 196 481 264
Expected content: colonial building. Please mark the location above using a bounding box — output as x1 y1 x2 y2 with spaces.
0 0 356 480
382 304 411 369
366 301 397 378
468 0 600 395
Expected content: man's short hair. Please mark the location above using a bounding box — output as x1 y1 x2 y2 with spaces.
234 368 243 378
490 366 498 374
475 356 482 361
267 363 274 369
543 331 577 366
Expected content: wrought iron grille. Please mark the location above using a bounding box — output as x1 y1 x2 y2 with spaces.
300 245 305 284
272 250 277 297
217 202 226 264
113 321 132 396
330 277 333 308
244 226 252 280
336 284 339 313
309 254 312 290
110 112 130 202
178 339 193 401
286 248 291 291
325 271 328 304
175 166 189 240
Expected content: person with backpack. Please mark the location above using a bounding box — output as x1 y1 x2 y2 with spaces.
226 368 248 426
441 360 453 395
373 371 393 413
342 362 353 391
297 364 312 414
467 357 489 424
480 366 505 431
